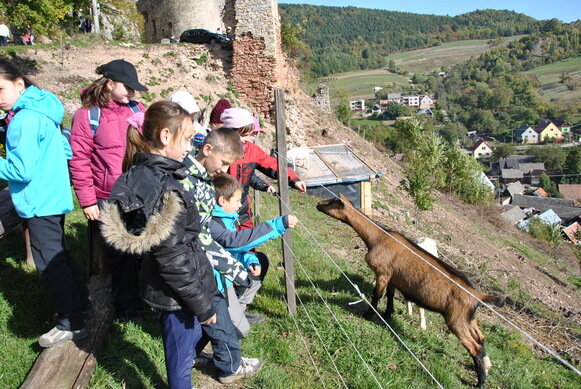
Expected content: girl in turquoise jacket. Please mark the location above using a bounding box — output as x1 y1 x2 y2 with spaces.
0 59 90 348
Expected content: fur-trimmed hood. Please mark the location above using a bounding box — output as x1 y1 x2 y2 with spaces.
100 191 183 254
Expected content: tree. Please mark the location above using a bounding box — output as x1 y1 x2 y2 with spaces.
443 145 493 205
334 89 351 125
382 102 413 120
539 172 559 197
2 0 74 36
397 120 445 210
492 144 515 160
564 147 581 183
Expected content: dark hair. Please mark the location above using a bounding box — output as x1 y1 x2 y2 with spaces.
0 59 34 88
203 127 243 159
213 173 242 201
209 98 231 125
123 101 191 171
81 77 111 108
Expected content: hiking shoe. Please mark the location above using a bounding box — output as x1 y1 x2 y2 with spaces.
192 351 213 368
218 357 264 384
38 326 88 348
244 310 265 325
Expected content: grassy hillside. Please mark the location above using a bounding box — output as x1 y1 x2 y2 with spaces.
1 186 579 388
384 36 524 74
524 57 581 106
280 4 542 76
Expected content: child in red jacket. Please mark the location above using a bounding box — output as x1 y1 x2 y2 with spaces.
221 108 307 230
69 59 147 322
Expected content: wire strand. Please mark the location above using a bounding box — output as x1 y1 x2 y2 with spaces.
275 193 446 388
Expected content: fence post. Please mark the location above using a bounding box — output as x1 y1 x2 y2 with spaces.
274 89 296 315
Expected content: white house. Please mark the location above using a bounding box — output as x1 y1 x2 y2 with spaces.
418 95 435 109
373 86 383 93
470 139 493 159
514 125 538 144
349 99 365 112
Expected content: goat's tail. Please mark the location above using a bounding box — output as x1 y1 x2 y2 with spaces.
482 294 505 307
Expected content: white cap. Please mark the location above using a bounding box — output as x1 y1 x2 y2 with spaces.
169 91 200 114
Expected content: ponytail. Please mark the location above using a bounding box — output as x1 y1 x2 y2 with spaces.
123 126 151 172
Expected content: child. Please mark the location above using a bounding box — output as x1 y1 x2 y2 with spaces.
69 59 147 322
208 98 231 129
220 107 307 229
0 59 90 347
99 101 217 389
210 173 298 324
180 129 264 384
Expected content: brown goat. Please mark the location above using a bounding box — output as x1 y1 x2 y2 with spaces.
316 194 502 388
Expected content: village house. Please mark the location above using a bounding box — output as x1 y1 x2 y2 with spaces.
512 194 581 224
514 125 538 144
533 120 563 142
418 94 435 109
469 139 493 159
387 93 401 104
350 99 365 112
553 119 571 134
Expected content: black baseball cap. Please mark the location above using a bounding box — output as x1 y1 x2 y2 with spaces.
99 59 148 91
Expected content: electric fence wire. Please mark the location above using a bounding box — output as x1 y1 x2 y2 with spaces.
273 191 446 389
275 249 350 389
270 148 580 378
280 238 387 389
309 177 581 378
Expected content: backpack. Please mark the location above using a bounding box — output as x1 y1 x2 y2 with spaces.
62 100 140 140
88 100 141 135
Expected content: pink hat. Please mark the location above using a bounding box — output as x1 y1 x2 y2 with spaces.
252 116 264 133
220 108 254 129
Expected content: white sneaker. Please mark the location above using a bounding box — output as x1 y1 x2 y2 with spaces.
38 326 88 348
218 357 264 384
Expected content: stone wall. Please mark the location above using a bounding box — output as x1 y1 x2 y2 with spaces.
231 0 281 119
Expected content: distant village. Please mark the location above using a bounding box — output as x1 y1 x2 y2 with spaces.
347 91 581 246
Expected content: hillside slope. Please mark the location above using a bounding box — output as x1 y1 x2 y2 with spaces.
2 42 579 382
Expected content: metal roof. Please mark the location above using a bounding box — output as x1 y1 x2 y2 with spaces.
289 144 377 186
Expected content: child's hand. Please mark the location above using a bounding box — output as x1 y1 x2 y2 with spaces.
249 264 261 277
83 204 100 221
266 185 277 195
201 314 217 325
294 180 307 193
287 215 298 228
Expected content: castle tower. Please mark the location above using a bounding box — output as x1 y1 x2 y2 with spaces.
137 0 227 42
136 0 281 119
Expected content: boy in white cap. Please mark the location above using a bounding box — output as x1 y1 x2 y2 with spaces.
168 90 207 148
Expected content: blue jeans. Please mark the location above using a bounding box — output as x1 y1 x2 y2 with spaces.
196 295 241 377
160 310 203 389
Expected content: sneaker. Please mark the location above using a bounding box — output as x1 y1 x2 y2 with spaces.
244 310 265 325
218 357 264 384
192 351 213 368
38 326 88 348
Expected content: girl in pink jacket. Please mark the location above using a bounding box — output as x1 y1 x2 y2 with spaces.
69 59 147 322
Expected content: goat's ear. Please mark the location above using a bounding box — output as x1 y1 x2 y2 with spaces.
338 193 349 203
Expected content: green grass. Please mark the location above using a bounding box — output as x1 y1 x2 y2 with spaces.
384 36 524 75
0 188 579 388
523 57 581 106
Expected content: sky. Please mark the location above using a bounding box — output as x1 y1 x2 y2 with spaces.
279 1 580 23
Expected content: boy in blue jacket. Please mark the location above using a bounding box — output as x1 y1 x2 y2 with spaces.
210 173 298 324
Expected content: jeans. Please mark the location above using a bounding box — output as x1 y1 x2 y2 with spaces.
196 295 241 377
160 310 203 389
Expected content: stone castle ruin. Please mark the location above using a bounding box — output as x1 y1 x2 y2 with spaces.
137 0 283 119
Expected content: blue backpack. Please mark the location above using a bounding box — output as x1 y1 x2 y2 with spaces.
62 100 141 140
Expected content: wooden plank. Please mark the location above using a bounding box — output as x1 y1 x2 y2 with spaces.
20 274 113 389
274 89 296 315
361 180 372 215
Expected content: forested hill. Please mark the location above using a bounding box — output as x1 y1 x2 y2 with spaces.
279 4 544 76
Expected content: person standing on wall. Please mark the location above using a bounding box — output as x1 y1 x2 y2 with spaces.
69 59 147 322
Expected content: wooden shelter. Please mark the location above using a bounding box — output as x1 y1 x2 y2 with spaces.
288 144 379 215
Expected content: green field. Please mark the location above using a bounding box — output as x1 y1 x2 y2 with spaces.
306 69 410 103
305 37 525 105
524 56 581 107
384 36 524 74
